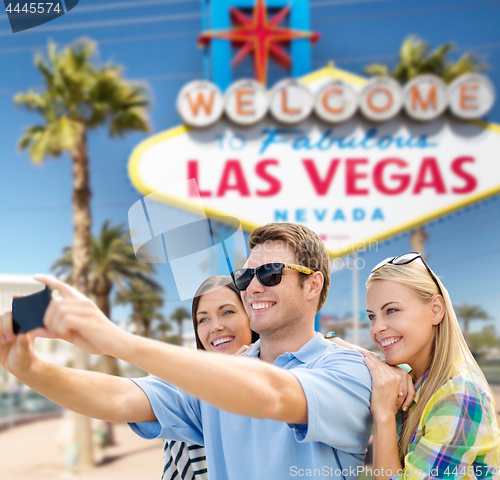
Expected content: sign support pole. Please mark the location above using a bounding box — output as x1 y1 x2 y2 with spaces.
352 253 359 346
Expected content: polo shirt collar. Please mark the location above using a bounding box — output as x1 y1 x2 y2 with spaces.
245 333 329 364
246 341 261 358
292 332 330 363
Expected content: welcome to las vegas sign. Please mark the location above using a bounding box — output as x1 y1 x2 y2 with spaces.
128 65 500 258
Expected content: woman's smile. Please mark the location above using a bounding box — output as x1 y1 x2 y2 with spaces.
196 287 253 354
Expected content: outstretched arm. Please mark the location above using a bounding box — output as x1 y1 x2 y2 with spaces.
0 318 155 423
17 276 309 424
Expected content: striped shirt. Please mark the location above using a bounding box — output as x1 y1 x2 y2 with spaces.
392 361 500 479
162 440 208 480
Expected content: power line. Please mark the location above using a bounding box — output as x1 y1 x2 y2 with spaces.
73 0 199 14
316 42 500 67
99 31 198 45
0 202 136 213
0 0 198 19
0 11 201 37
312 1 500 24
2 1 498 38
0 0 404 20
313 53 397 67
311 0 401 6
1 68 203 97
2 23 500 61
137 71 203 82
1 5 500 54
0 31 199 56
4 37 500 93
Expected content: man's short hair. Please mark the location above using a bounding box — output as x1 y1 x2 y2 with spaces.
248 223 331 312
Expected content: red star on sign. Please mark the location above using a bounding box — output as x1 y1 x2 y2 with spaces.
198 0 320 85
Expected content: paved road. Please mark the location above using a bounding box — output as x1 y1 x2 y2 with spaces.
0 413 163 480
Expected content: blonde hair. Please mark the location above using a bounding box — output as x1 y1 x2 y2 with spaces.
366 260 499 463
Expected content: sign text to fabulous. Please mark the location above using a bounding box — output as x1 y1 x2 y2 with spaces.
187 130 476 198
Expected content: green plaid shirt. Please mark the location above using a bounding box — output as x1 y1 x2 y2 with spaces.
393 361 499 479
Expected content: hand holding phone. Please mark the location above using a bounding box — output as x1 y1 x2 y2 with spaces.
7 275 124 357
12 287 53 334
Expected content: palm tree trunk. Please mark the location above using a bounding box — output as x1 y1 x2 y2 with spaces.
71 128 95 471
409 227 428 258
133 301 143 336
143 319 151 339
94 283 118 447
177 319 183 346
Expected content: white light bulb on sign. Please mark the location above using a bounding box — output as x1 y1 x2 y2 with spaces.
314 79 359 123
269 79 314 124
224 79 269 125
448 73 496 120
403 74 448 121
359 77 403 122
177 80 224 128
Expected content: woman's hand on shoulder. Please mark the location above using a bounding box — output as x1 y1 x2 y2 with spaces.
363 352 415 418
388 364 415 412
235 344 253 356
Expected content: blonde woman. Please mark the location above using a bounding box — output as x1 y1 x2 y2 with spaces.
362 253 499 480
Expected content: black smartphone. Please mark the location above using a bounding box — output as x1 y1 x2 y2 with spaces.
12 287 53 334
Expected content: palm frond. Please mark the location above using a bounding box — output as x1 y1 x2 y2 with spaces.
52 219 162 300
363 63 390 77
363 36 488 85
14 37 151 165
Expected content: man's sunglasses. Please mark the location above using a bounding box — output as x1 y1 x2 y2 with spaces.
231 263 315 291
371 252 443 296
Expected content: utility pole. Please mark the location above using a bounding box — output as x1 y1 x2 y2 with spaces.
352 253 359 345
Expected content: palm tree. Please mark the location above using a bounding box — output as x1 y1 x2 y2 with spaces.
15 39 150 470
409 227 428 259
171 307 190 346
141 300 166 340
153 316 173 342
455 303 489 345
115 279 165 339
364 36 487 256
364 35 486 84
52 220 160 373
52 220 160 446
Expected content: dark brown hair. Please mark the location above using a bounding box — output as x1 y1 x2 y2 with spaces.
248 223 331 311
191 276 259 350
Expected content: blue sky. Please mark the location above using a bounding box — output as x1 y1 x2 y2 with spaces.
0 0 499 338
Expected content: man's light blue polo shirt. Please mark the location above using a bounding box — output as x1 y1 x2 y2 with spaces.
128 333 372 480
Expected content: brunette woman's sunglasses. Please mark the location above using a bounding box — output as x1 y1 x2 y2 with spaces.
371 252 443 296
231 263 315 291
